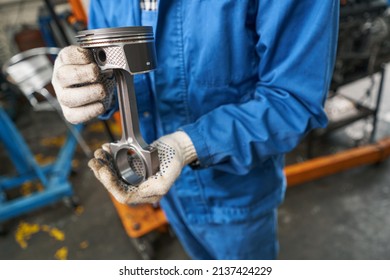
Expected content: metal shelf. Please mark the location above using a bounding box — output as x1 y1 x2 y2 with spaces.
307 65 386 158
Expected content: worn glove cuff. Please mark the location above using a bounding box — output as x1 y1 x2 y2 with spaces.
178 132 198 165
161 131 198 166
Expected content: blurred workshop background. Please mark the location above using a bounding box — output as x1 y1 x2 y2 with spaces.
1 0 390 260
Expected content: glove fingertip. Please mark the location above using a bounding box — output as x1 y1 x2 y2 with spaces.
102 143 111 153
94 148 110 162
60 45 93 65
88 158 103 180
62 105 99 125
98 169 130 204
98 165 120 186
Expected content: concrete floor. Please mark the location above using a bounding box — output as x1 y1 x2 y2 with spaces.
1 68 390 260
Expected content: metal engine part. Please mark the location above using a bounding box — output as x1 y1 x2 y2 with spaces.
76 26 159 186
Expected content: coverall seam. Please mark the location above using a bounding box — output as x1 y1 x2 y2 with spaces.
176 0 192 123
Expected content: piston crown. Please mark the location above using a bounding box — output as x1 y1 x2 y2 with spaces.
76 26 154 48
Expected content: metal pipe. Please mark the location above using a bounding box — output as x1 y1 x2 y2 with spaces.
43 0 71 46
370 65 386 143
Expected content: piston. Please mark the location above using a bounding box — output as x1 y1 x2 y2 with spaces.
76 26 159 186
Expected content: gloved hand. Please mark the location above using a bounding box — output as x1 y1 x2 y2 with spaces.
52 45 116 124
88 131 198 204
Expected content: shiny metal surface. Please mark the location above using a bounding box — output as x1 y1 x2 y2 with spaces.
77 27 159 185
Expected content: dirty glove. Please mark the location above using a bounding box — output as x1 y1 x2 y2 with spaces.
88 131 198 204
52 45 116 124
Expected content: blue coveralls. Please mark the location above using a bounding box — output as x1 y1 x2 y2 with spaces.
89 0 339 259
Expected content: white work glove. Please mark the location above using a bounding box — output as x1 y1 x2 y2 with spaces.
52 45 116 124
88 131 198 204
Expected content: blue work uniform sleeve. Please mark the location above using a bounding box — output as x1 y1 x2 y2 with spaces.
182 1 339 174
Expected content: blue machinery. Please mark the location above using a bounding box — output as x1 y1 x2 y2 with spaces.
0 0 95 226
0 47 88 224
0 107 80 223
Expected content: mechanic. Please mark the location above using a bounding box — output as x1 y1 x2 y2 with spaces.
52 0 339 259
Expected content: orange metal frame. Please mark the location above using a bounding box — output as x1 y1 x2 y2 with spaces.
285 137 390 187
